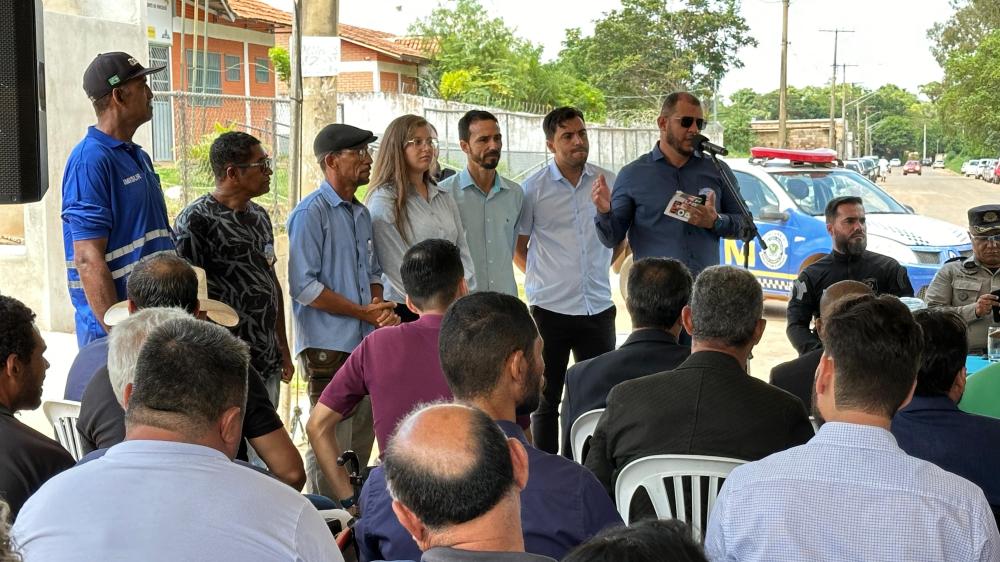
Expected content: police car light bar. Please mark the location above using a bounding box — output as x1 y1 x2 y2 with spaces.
750 147 838 163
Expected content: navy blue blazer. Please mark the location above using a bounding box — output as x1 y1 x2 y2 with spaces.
892 394 1000 523
560 329 690 458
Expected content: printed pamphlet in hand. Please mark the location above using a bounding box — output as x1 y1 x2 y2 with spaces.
664 191 706 223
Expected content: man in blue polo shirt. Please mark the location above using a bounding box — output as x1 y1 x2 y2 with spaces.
62 52 174 347
593 91 746 278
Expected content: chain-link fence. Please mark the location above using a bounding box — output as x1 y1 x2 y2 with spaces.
151 91 293 227
425 107 659 182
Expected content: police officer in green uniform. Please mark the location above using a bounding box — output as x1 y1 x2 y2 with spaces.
926 205 1000 353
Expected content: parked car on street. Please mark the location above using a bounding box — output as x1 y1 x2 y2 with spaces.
980 159 998 181
964 159 985 176
932 159 945 169
903 160 922 175
714 147 970 300
921 157 932 166
890 158 902 166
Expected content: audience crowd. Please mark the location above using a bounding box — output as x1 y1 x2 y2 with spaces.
3 53 1000 561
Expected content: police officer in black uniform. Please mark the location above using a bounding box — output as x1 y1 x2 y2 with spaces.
926 205 1000 353
786 196 914 354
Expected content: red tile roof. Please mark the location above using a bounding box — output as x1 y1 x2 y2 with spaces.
219 1 431 62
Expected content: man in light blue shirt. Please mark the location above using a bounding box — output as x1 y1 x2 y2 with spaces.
441 110 524 296
514 107 616 454
705 295 1000 562
287 123 399 498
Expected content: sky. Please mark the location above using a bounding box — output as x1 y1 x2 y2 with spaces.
263 0 954 100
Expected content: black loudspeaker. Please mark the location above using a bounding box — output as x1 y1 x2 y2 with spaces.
0 0 46 204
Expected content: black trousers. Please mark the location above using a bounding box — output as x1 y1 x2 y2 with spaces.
530 305 616 454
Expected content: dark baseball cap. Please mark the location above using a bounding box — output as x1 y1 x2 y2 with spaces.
313 124 377 159
83 52 166 101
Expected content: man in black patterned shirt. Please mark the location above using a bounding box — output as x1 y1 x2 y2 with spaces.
174 131 293 404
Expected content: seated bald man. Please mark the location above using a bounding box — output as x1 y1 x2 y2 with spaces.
382 403 555 562
769 280 874 410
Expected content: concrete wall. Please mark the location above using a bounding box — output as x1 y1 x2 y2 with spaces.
751 118 846 151
0 0 149 334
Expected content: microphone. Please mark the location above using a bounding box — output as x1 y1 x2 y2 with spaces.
693 134 729 157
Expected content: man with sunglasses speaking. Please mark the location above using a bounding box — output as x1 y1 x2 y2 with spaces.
62 53 175 347
593 91 747 279
926 205 1000 354
173 132 294 406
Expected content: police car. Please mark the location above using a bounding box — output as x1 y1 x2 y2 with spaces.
720 147 971 299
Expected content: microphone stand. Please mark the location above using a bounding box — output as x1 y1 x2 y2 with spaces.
704 151 764 270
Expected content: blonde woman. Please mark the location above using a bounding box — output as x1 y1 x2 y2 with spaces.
367 115 476 321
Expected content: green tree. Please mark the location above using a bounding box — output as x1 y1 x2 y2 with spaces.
268 47 290 85
410 0 605 117
558 0 756 116
871 115 918 159
939 30 1000 155
928 0 1000 65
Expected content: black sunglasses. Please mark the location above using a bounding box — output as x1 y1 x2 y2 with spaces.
673 116 706 131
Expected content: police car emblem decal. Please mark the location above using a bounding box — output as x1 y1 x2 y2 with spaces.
758 230 789 270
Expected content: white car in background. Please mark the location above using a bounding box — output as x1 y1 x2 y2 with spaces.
932 159 945 169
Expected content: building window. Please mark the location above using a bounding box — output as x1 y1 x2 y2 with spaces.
185 50 222 106
225 54 241 82
255 57 270 83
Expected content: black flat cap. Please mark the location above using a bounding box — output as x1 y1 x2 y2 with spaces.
313 124 377 159
969 205 1000 235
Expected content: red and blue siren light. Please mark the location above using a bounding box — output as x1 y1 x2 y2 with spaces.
750 147 838 163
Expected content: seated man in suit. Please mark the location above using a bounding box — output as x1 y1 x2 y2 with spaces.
0 296 74 521
381 403 556 562
77 254 305 490
585 265 814 513
561 257 692 458
769 280 872 410
706 296 1000 561
892 308 1000 523
356 292 622 561
13 317 341 560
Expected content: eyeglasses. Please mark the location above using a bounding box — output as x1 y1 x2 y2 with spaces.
338 146 373 158
235 158 272 171
672 116 706 131
404 138 439 149
971 234 1000 245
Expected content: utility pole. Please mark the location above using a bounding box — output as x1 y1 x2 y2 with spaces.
922 122 927 161
840 64 857 158
821 29 853 151
855 97 861 155
299 0 340 197
777 0 790 147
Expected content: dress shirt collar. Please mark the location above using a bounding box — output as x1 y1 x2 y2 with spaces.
620 328 679 347
545 160 594 187
106 439 231 461
810 421 900 452
412 313 444 329
496 419 529 446
457 168 505 194
899 394 960 413
0 403 13 417
422 546 555 561
319 180 361 209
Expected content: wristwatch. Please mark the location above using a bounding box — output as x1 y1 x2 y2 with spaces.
712 217 723 231
339 495 357 509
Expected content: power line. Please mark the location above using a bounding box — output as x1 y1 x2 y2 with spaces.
820 28 854 153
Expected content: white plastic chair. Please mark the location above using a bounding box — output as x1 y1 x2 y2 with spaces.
42 399 84 461
614 454 745 539
569 408 604 464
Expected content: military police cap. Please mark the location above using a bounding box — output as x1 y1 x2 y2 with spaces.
313 124 377 159
968 205 1000 235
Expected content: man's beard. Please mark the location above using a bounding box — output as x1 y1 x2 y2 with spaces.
514 364 543 416
667 127 694 157
474 151 501 170
836 233 866 256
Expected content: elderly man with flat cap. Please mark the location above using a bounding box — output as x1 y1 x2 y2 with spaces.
287 123 399 499
926 205 1000 353
62 52 175 347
